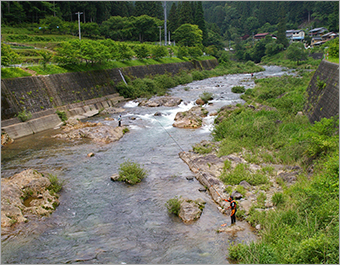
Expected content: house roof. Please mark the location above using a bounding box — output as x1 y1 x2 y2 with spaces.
286 29 303 33
322 32 338 38
254 33 269 37
309 27 328 33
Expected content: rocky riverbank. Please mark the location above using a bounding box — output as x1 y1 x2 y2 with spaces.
1 169 60 228
52 119 128 144
179 139 302 228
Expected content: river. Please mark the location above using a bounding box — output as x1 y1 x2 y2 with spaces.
1 66 291 264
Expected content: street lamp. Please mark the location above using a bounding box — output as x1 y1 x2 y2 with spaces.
75 12 83 40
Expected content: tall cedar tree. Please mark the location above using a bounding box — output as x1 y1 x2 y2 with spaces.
168 2 179 33
179 1 193 25
134 1 163 20
276 3 289 48
194 1 208 46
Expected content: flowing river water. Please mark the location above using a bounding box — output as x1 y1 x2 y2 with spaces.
1 66 292 264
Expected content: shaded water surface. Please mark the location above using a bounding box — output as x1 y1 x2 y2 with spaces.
1 66 290 263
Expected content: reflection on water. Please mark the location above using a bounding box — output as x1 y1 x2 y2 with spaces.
1 66 289 263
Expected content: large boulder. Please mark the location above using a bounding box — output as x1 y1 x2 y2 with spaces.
173 106 208 129
139 96 182 107
178 197 206 223
52 121 127 144
1 169 60 227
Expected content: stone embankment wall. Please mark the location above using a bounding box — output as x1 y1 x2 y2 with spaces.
304 60 339 123
1 59 218 140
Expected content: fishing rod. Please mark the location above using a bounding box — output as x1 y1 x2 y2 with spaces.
152 115 226 202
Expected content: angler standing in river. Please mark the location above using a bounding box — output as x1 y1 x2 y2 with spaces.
118 115 122 127
224 196 237 225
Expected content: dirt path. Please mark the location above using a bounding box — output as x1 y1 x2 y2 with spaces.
22 68 37 76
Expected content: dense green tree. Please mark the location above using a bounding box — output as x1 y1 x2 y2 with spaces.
194 1 208 46
276 3 289 48
99 16 135 41
134 15 161 43
265 42 284 56
187 46 203 59
54 40 81 65
99 39 119 60
38 50 53 69
151 45 167 59
134 44 150 60
117 43 134 61
39 15 63 34
168 2 179 33
81 22 100 38
1 43 21 66
1 1 26 24
134 1 163 20
286 42 308 65
327 38 339 58
178 1 193 25
174 24 203 47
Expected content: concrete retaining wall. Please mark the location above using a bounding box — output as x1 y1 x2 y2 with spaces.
1 59 218 140
304 60 339 123
1 59 218 120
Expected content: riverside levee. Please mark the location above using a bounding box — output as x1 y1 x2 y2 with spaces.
2 66 294 263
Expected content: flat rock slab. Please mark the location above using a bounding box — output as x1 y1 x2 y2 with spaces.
1 169 59 227
53 121 127 144
139 96 182 107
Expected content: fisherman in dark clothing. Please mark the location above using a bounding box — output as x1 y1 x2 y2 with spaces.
224 196 237 225
118 115 122 127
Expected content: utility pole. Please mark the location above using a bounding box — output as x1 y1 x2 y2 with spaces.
75 11 83 40
158 26 162 45
163 1 167 46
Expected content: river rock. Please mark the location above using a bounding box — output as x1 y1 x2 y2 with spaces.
195 98 205 105
154 112 162 116
139 96 182 107
1 132 14 146
217 225 245 233
110 174 120 181
87 153 95 157
1 169 60 227
231 191 243 199
52 121 127 144
239 180 251 189
178 197 205 223
173 106 208 129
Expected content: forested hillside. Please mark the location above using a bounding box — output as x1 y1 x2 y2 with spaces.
203 1 339 38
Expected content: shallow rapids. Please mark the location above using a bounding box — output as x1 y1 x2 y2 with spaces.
1 66 292 263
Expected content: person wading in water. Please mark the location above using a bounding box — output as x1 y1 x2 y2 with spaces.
224 196 237 225
118 115 122 127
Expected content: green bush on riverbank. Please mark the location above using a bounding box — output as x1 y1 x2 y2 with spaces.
214 73 339 264
116 62 264 99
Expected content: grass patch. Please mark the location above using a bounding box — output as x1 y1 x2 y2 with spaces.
1 67 32 78
165 196 181 216
118 160 148 185
47 173 64 194
231 86 245 93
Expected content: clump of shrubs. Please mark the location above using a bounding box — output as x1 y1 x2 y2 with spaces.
199 91 214 104
165 196 181 216
231 86 246 93
118 160 148 185
17 109 32 122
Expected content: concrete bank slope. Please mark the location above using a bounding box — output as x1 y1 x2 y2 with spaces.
1 93 126 140
304 60 339 123
1 59 218 140
1 59 218 120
